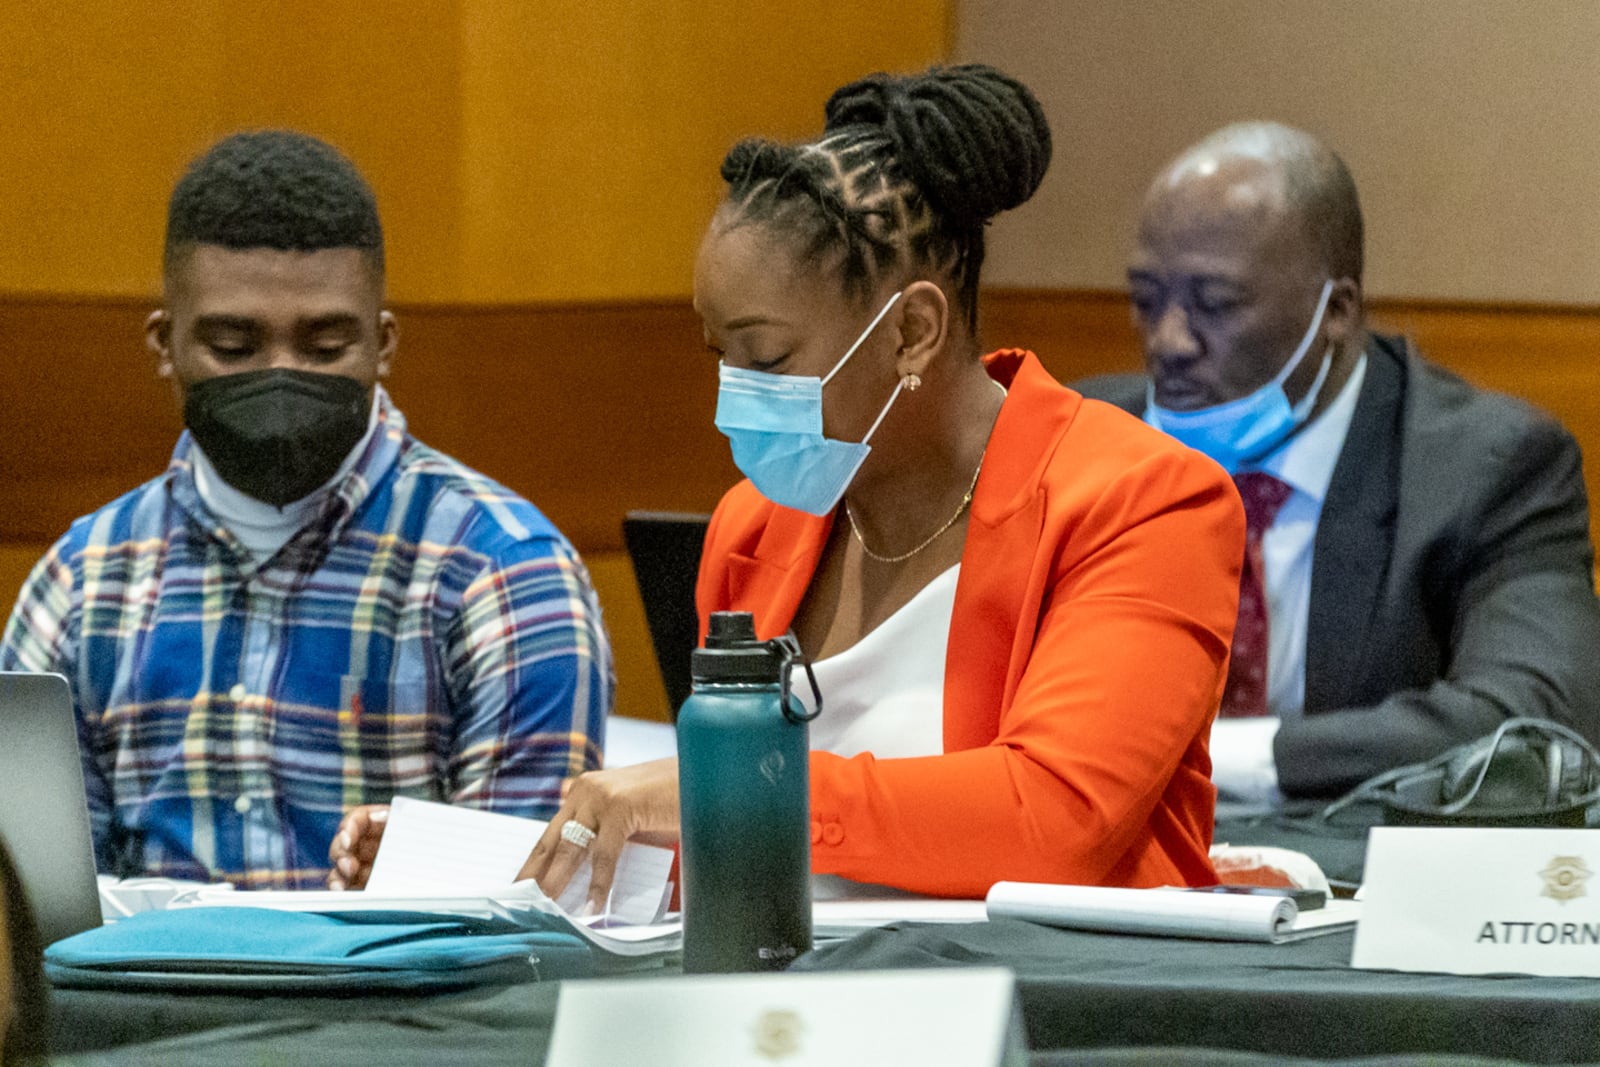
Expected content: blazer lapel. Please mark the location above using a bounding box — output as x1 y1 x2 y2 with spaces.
723 510 834 640
1304 337 1403 711
945 352 1066 751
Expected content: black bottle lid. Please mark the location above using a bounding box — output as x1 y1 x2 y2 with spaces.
692 612 782 685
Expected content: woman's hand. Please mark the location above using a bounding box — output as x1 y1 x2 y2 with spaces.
326 804 389 890
519 758 681 914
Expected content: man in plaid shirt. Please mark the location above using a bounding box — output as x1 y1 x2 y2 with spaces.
0 131 612 888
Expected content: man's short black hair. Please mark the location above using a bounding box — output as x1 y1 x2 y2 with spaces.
163 130 384 277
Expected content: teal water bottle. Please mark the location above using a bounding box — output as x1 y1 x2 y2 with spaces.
677 611 821 973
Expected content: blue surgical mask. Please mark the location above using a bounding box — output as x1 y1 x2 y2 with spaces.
1146 280 1336 473
714 292 905 516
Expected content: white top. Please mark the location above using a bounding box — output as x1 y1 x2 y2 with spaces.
192 392 382 561
799 564 960 760
798 562 959 900
1195 357 1367 809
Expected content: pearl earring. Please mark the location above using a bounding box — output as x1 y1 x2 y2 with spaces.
902 374 922 392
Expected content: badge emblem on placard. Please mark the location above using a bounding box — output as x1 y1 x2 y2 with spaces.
754 1008 803 1059
1540 855 1591 903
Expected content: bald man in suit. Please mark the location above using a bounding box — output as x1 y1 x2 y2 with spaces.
1078 122 1600 803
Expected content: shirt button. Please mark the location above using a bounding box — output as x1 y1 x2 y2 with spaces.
822 822 844 846
810 820 822 845
229 684 247 702
234 795 253 814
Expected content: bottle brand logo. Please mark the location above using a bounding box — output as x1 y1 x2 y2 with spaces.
759 750 786 785
753 1008 804 1059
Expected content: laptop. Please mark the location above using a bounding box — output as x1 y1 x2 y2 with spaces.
0 672 103 944
622 511 711 719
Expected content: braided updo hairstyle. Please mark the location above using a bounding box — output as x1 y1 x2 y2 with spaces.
718 64 1051 330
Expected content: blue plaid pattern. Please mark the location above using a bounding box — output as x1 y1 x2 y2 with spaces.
1 389 611 888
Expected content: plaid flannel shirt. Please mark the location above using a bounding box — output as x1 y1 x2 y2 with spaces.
1 388 611 888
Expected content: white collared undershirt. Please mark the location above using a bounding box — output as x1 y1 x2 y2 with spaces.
1205 356 1367 809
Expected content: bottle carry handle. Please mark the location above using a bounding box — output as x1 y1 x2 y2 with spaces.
772 634 823 724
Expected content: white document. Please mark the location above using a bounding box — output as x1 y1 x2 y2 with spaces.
547 967 1026 1067
366 796 542 893
1353 827 1600 977
368 797 674 926
986 882 1357 943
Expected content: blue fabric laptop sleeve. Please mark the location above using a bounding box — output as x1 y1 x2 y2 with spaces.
44 907 595 992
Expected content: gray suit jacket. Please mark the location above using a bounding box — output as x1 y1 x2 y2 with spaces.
1075 333 1600 797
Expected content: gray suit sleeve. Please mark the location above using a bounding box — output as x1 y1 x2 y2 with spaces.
1275 416 1600 797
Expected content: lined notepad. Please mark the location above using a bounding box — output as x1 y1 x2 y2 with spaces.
986 882 1358 943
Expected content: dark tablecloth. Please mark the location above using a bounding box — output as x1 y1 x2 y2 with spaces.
57 812 1597 1065
796 918 1600 1063
50 912 1600 1065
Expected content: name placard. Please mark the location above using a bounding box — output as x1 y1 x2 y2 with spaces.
1353 827 1600 977
546 967 1025 1067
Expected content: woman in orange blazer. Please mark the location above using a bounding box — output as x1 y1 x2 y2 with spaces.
330 65 1243 904
518 64 1241 905
696 345 1239 897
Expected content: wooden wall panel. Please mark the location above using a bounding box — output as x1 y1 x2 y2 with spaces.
0 1 947 305
0 297 735 551
7 290 1600 550
0 1 467 303
454 0 950 303
7 289 1599 721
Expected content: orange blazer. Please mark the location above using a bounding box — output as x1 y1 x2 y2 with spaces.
695 350 1244 897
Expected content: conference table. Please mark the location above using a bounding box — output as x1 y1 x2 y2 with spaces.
46 811 1600 1065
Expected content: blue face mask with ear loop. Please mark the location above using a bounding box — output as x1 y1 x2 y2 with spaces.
713 291 906 516
1146 279 1336 474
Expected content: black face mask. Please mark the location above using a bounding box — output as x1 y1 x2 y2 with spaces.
183 369 372 508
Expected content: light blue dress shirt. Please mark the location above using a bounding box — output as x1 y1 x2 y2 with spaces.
1148 357 1366 806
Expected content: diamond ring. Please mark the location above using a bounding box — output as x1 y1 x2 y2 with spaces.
560 820 597 849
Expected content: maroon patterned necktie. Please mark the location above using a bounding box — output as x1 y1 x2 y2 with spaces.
1219 472 1293 717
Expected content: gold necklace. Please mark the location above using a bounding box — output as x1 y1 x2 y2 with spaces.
846 453 985 564
845 378 1007 565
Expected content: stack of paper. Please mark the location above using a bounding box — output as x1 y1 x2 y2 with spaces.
365 797 674 925
175 797 680 956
